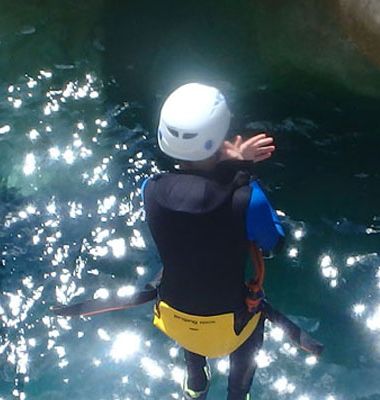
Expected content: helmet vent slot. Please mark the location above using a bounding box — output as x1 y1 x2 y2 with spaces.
168 127 179 137
183 133 198 139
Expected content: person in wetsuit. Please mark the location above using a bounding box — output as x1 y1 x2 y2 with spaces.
142 83 284 400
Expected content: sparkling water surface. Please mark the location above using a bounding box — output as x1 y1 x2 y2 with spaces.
1 2 380 400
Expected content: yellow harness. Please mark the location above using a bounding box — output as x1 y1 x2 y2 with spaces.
153 301 261 358
153 244 265 358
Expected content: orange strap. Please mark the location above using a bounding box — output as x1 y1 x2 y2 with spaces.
245 244 265 313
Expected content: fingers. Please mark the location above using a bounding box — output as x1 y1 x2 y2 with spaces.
249 133 268 143
222 140 234 149
244 135 274 147
256 137 274 147
232 135 243 147
246 133 271 143
219 140 243 161
232 133 274 146
239 134 274 154
240 138 274 154
253 145 275 154
226 133 275 162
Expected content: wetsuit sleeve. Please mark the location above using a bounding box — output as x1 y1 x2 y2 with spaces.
246 181 285 255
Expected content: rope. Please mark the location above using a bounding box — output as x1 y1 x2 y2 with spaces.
245 244 266 313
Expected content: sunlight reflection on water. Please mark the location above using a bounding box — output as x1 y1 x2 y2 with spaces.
0 67 379 400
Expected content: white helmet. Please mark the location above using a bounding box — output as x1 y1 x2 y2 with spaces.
158 83 231 161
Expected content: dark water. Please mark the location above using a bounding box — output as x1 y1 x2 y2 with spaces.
1 2 380 400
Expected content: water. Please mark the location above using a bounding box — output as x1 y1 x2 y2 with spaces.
1 2 380 400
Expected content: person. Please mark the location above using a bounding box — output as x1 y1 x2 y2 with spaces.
142 82 285 400
52 83 322 398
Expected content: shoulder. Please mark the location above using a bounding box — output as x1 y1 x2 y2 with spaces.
143 172 238 213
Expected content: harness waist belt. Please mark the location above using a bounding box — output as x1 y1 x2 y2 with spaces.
153 301 261 358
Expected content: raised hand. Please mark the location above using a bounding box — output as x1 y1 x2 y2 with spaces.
220 133 275 163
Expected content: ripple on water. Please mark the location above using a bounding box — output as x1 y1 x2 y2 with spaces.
1 65 379 400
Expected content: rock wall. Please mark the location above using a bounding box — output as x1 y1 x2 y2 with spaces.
1 0 380 100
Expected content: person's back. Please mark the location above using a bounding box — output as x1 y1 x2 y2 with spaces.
144 169 249 315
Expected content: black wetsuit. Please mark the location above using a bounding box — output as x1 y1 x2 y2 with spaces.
144 167 251 315
142 161 284 400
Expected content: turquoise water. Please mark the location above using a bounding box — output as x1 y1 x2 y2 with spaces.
1 2 380 400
